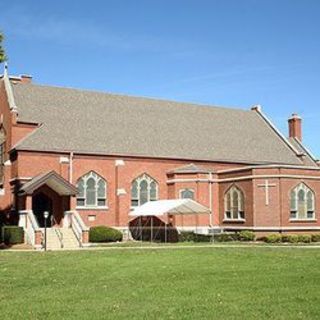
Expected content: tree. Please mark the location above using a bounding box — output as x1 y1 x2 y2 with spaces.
0 32 7 63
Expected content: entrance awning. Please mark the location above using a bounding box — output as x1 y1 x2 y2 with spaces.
129 199 210 217
19 171 78 196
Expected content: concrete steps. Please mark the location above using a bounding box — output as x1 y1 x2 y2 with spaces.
45 228 80 250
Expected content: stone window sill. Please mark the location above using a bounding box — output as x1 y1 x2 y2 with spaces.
289 219 317 222
223 219 246 223
76 206 109 211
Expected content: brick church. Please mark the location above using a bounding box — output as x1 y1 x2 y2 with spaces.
0 69 319 248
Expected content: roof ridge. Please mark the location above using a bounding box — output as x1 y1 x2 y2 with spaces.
251 107 304 161
12 81 250 113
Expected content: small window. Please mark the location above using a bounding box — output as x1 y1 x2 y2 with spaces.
180 189 195 200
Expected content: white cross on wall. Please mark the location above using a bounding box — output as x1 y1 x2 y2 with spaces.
257 180 276 206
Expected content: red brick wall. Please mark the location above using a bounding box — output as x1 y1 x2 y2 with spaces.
0 80 13 160
0 80 14 214
12 151 247 227
8 148 320 232
11 123 38 147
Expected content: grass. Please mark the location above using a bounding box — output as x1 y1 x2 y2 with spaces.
1 247 320 319
92 240 320 247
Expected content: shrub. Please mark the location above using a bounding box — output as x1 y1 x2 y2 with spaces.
311 234 320 242
2 226 24 245
287 235 299 243
178 231 196 242
238 230 255 242
194 234 212 242
214 233 234 242
281 235 290 243
89 226 123 243
178 231 213 242
265 234 282 243
298 234 312 243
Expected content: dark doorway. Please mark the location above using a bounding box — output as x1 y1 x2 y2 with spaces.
32 193 53 228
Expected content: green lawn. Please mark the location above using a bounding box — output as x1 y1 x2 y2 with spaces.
1 247 320 319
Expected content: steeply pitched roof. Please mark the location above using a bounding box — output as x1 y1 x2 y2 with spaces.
9 82 308 165
288 137 318 166
19 170 77 196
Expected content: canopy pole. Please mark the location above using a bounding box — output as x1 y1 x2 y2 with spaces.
164 220 167 243
150 216 153 243
140 216 142 242
196 214 198 242
182 214 184 233
128 220 130 242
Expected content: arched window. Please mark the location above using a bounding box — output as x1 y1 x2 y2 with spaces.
290 183 315 220
76 172 107 207
180 188 195 200
224 186 245 220
131 174 158 207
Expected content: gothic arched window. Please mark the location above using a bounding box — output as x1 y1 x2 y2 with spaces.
224 186 245 220
131 174 158 207
290 183 315 220
76 172 107 207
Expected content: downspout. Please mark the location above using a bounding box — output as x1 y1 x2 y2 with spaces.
278 168 283 233
209 172 213 227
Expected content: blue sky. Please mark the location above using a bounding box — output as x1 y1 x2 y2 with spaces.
1 0 320 158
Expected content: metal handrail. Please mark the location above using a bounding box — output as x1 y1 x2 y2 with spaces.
27 210 40 231
71 213 83 247
52 217 64 248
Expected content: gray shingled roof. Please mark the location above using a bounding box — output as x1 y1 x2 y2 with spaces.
168 163 213 174
288 137 317 166
19 171 77 195
10 82 306 165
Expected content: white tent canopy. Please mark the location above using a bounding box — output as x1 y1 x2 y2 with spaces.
129 199 210 217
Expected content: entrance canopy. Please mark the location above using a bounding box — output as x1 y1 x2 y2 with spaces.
129 199 210 217
19 171 77 196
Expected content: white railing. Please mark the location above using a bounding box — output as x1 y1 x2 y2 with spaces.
65 210 89 247
19 210 43 249
54 228 64 248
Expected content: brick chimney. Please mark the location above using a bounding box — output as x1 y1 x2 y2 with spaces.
288 113 302 141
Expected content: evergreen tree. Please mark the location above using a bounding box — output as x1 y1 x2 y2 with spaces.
0 32 7 63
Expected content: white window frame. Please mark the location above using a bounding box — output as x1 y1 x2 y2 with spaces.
290 183 315 221
131 174 158 207
179 188 195 200
224 185 245 221
76 171 108 209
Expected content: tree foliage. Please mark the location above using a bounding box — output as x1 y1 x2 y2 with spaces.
0 32 7 63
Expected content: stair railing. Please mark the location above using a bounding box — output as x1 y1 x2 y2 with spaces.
68 211 89 247
52 216 64 249
19 210 43 249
